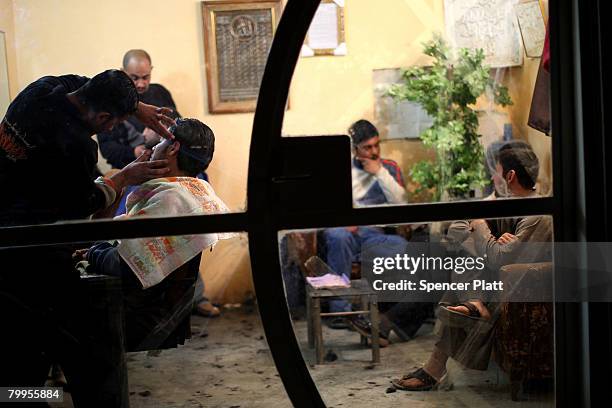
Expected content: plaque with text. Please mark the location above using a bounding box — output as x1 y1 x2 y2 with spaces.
202 1 281 113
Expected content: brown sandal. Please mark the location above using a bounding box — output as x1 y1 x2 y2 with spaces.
438 302 494 331
391 368 448 391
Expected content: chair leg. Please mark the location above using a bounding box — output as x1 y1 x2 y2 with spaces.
360 294 368 311
306 294 314 349
312 298 324 364
369 296 380 364
359 295 368 345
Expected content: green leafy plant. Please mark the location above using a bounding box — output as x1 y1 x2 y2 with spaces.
387 34 512 201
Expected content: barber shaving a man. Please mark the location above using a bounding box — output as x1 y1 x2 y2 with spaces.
0 69 176 406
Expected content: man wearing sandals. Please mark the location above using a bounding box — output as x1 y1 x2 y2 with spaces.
391 140 552 391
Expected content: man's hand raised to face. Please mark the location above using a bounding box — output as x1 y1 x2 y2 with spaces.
134 103 176 140
357 156 382 174
109 150 170 193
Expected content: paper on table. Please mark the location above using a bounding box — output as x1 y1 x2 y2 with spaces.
306 273 350 289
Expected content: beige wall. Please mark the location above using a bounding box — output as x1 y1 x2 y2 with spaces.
12 0 251 210
506 58 552 195
283 0 445 135
0 0 19 100
8 0 550 206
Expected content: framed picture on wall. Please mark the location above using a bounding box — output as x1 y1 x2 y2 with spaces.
202 0 282 113
301 0 346 57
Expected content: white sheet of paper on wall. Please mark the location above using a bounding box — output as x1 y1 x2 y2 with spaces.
515 1 546 58
301 0 346 57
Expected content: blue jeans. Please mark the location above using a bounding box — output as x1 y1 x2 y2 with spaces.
323 226 408 312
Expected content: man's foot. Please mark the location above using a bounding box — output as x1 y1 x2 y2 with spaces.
325 317 350 330
446 300 491 320
391 368 447 391
348 315 390 347
194 301 220 317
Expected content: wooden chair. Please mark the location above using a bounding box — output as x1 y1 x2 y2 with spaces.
79 253 201 407
121 254 201 351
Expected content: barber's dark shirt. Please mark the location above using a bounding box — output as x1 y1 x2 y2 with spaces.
0 75 105 226
98 83 179 169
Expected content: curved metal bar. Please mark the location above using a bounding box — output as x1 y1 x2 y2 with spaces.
247 0 326 407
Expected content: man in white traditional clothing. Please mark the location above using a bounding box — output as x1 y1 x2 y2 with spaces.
83 118 232 349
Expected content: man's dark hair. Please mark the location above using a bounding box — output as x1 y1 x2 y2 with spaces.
348 119 378 146
77 69 139 118
498 140 539 190
170 118 215 177
122 49 152 69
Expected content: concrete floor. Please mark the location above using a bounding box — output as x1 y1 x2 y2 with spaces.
124 306 554 408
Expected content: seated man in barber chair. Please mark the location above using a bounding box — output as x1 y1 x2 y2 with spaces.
78 118 233 350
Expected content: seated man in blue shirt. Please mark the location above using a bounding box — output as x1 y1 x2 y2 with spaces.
324 120 409 329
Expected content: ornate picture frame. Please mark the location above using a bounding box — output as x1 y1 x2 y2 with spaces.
202 0 282 113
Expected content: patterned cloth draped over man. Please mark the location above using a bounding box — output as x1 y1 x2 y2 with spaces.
115 176 234 288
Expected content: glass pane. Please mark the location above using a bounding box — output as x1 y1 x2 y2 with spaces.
2 233 293 407
0 32 10 118
0 0 284 228
282 0 552 207
279 215 554 406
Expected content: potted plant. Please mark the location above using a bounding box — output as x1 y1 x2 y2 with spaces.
387 34 512 201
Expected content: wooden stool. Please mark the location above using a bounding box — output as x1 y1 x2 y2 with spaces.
306 278 380 364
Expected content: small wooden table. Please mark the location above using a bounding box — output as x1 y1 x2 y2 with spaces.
306 279 380 364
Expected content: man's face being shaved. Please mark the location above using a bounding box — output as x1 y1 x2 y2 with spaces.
124 58 152 94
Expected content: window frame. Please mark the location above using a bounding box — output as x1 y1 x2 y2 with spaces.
0 0 602 407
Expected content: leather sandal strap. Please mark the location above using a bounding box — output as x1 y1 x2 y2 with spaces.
400 368 437 386
459 302 481 317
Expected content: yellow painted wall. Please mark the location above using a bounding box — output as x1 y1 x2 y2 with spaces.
12 0 251 211
0 0 19 99
283 0 445 135
9 0 550 206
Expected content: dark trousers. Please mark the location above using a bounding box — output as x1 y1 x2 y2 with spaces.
0 247 124 408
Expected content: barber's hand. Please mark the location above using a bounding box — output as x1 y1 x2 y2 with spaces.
357 156 382 174
134 103 176 140
497 232 518 245
345 226 359 233
133 144 147 158
110 150 170 191
72 248 89 262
